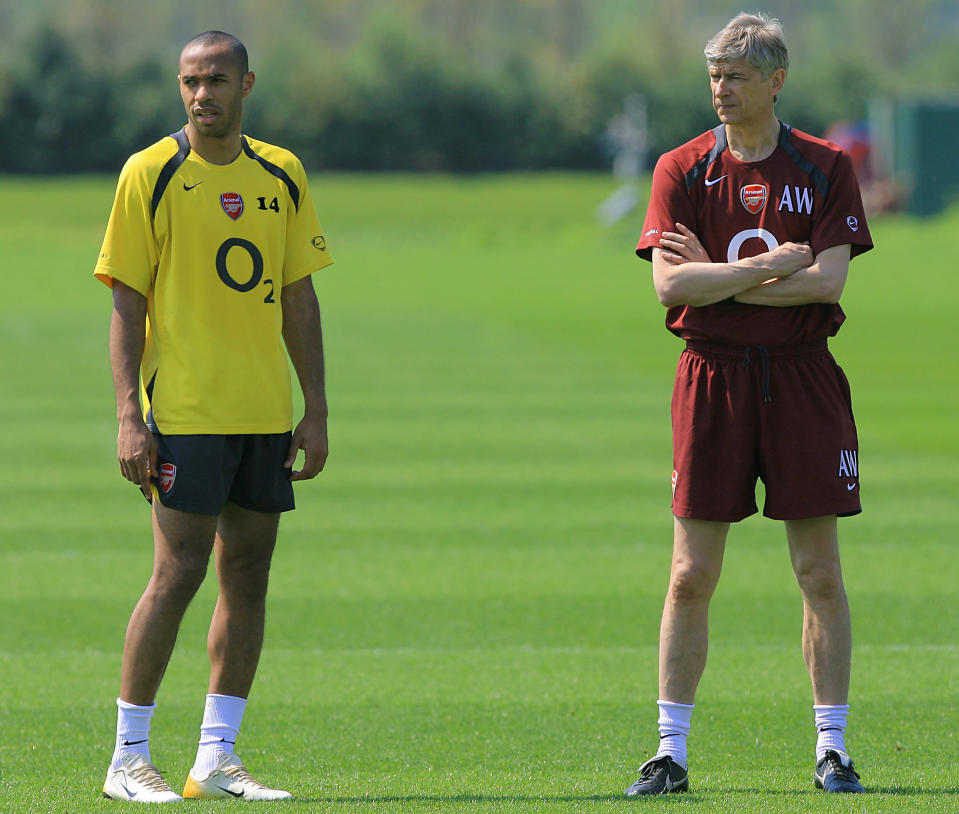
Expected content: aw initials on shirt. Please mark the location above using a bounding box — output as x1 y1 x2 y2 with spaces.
777 185 814 215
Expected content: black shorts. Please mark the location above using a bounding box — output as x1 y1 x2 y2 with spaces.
671 340 861 522
151 432 295 516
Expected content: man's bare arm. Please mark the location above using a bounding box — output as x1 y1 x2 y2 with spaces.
110 280 156 500
653 222 813 307
733 244 851 306
281 275 329 481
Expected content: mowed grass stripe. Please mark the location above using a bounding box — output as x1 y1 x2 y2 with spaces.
0 176 957 812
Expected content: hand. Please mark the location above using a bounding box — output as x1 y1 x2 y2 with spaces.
659 222 711 265
117 415 157 502
765 242 814 278
285 412 329 481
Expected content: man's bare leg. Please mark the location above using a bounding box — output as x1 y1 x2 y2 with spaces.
120 503 218 705
207 502 281 698
626 517 729 795
785 515 850 706
107 502 217 802
786 515 863 791
659 516 730 703
185 502 288 799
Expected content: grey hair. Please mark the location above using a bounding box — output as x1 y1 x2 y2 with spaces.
704 12 788 78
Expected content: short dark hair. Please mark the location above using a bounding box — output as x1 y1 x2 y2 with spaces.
183 30 249 75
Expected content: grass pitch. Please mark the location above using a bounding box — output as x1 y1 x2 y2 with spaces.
0 174 957 812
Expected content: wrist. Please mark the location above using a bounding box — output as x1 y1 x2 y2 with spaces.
117 406 144 423
302 402 329 421
736 256 783 286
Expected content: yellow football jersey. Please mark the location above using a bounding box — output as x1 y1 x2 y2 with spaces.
95 129 333 434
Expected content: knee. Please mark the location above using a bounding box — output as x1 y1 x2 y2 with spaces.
218 546 274 596
794 559 845 606
667 560 720 607
151 554 209 602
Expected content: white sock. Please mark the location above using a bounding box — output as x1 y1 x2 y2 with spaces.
655 699 694 769
111 698 155 769
192 694 247 779
814 704 850 759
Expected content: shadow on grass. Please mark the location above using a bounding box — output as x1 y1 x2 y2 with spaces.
318 794 626 803
867 786 959 796
703 786 959 797
305 787 959 804
311 795 633 804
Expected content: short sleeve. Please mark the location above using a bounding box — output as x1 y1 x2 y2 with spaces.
811 150 873 259
281 161 333 287
635 154 697 262
94 155 158 295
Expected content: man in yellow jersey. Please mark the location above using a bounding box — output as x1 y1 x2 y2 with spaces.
96 31 332 803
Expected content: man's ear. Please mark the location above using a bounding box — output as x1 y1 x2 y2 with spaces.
770 67 786 96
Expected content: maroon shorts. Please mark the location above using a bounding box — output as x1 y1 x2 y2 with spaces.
670 340 861 522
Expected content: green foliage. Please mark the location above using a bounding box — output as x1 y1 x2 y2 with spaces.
271 16 598 171
0 28 180 172
1 2 957 171
1 174 958 811
0 28 106 171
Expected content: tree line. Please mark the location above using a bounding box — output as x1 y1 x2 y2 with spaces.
1 2 956 174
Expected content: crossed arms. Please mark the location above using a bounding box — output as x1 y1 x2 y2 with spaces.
652 222 851 308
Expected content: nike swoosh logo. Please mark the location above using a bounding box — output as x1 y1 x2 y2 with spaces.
846 483 857 491
119 781 137 799
704 175 727 187
217 786 245 798
183 181 203 191
121 739 148 746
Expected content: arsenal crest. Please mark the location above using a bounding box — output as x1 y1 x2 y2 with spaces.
740 184 767 215
159 462 176 494
221 192 244 220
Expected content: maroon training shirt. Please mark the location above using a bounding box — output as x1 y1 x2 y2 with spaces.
636 122 874 346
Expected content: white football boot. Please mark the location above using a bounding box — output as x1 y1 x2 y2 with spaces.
103 753 184 803
182 752 292 801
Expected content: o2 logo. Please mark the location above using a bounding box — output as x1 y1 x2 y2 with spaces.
726 228 778 262
216 238 274 303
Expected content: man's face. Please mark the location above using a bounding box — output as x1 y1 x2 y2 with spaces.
178 43 253 140
708 60 784 127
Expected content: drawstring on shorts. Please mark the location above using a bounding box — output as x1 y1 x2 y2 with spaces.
740 345 773 402
684 339 828 407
